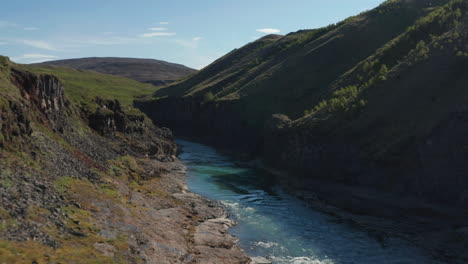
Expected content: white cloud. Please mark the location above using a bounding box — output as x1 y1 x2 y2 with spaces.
19 40 58 51
21 54 58 59
159 22 169 25
193 37 203 41
11 53 58 63
149 27 167 31
256 28 281 34
141 32 176 37
23 27 39 31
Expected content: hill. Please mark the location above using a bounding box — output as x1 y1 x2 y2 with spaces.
36 57 196 86
137 0 468 216
141 0 452 147
0 56 249 263
136 1 468 260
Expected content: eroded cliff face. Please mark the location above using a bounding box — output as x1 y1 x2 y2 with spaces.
136 97 263 156
0 101 32 146
0 65 250 263
11 68 68 132
138 0 468 210
262 108 468 208
89 97 176 159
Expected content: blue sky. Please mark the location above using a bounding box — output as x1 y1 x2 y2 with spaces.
0 0 385 69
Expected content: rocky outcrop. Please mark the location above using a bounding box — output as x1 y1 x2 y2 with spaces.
0 60 250 263
1 68 68 147
417 111 468 205
88 98 177 159
136 97 262 156
0 100 33 147
11 68 68 133
88 98 141 135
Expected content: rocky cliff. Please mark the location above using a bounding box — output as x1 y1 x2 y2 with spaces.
139 0 468 206
136 97 261 156
0 58 251 263
136 2 468 261
263 0 468 207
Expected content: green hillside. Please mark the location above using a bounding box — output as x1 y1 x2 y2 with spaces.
35 57 196 86
0 57 180 262
22 64 158 114
138 0 468 206
153 0 450 126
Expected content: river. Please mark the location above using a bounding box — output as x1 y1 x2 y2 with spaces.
178 139 440 264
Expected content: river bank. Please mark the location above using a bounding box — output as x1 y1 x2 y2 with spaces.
179 139 453 264
122 157 253 264
251 161 468 264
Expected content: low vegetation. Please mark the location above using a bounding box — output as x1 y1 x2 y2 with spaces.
22 64 158 114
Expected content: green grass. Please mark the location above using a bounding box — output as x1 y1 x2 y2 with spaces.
308 0 468 119
151 0 447 132
21 65 158 114
0 57 21 105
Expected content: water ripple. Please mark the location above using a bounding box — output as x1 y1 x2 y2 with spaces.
179 139 441 264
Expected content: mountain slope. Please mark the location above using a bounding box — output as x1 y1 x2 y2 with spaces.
136 2 468 260
36 57 196 86
0 56 249 263
138 0 468 204
139 0 452 149
266 0 468 200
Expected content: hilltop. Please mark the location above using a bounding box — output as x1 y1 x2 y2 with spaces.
35 57 196 86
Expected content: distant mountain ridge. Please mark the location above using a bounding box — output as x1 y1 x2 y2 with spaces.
35 57 196 86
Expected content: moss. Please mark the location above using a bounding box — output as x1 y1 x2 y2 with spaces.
0 56 10 67
109 155 144 181
26 205 51 223
203 92 215 103
62 206 98 234
13 151 41 171
54 176 78 194
0 240 120 264
129 180 169 198
0 169 14 189
0 208 17 232
97 183 119 199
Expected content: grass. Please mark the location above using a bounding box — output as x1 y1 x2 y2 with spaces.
0 57 21 106
20 64 158 114
307 0 468 119
0 208 17 232
149 0 447 135
0 169 14 189
0 239 119 264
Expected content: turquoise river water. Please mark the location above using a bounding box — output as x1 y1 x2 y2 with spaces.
178 139 441 264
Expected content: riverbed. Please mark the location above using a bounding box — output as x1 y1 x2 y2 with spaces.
178 139 440 264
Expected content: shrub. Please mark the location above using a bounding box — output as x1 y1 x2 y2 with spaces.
203 92 215 102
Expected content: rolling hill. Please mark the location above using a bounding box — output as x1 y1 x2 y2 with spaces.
36 57 196 86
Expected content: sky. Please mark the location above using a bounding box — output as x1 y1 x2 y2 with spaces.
0 0 385 69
